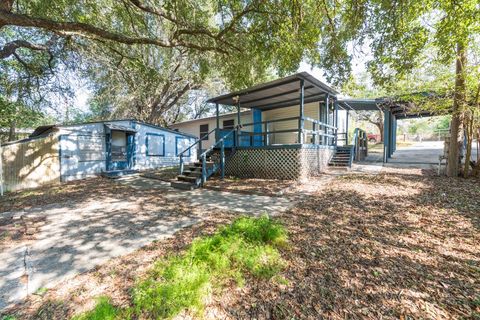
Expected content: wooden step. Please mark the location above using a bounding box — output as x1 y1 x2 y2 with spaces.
170 180 198 190
178 175 200 183
328 162 349 167
194 161 215 167
183 170 202 177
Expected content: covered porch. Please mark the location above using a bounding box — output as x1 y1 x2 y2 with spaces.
208 72 345 149
174 73 374 188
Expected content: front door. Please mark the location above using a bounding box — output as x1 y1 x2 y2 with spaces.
108 130 134 171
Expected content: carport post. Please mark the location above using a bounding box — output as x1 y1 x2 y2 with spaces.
393 117 397 152
383 110 390 163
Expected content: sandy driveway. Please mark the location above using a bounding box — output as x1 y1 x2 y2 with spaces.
0 176 293 310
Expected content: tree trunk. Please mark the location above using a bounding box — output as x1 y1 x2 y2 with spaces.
376 121 384 142
447 42 466 177
8 120 16 141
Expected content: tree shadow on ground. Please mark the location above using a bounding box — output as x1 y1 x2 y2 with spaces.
218 171 479 319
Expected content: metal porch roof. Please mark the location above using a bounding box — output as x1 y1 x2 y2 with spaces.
338 99 385 111
207 72 339 111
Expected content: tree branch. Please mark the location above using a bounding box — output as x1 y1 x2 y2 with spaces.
0 10 228 54
0 39 48 59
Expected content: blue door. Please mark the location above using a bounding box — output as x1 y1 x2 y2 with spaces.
107 131 134 171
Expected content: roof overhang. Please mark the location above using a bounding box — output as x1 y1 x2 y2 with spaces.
207 72 339 111
338 99 385 111
105 123 137 133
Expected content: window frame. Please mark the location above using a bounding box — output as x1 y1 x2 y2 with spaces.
146 133 165 157
222 119 235 130
199 124 209 140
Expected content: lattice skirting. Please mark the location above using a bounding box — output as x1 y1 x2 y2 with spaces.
225 146 334 180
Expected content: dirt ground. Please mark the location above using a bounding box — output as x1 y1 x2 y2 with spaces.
2 169 479 319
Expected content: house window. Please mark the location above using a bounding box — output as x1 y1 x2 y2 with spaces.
223 119 235 130
146 133 165 156
199 124 209 140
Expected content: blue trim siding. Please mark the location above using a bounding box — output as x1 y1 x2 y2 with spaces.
252 108 263 146
146 133 165 156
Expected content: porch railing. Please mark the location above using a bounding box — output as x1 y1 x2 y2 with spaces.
236 116 338 147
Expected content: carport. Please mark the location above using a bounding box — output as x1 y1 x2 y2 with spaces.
338 98 436 163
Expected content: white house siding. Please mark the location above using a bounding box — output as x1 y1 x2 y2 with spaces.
58 120 196 182
58 123 106 182
170 112 252 149
131 121 196 170
262 103 320 144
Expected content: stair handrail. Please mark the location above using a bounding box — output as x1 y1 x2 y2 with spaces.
178 127 217 175
198 127 238 184
178 127 216 159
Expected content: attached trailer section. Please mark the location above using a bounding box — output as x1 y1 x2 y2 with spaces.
1 120 196 192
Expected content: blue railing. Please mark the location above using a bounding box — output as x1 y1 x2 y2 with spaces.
178 127 237 185
197 129 236 184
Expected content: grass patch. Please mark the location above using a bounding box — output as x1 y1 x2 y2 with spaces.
74 216 287 319
71 297 119 320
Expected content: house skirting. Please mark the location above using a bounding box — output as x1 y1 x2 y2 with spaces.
224 144 334 180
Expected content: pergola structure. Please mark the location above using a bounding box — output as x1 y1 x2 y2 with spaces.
338 98 437 163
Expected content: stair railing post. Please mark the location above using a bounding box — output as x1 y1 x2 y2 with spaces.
220 140 225 180
201 153 207 185
179 154 184 174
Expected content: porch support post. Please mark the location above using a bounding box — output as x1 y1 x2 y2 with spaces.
236 99 241 147
215 103 220 141
346 110 349 145
334 98 338 147
298 79 305 144
318 101 322 145
324 94 330 145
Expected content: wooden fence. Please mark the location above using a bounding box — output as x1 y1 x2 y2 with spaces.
1 134 60 192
